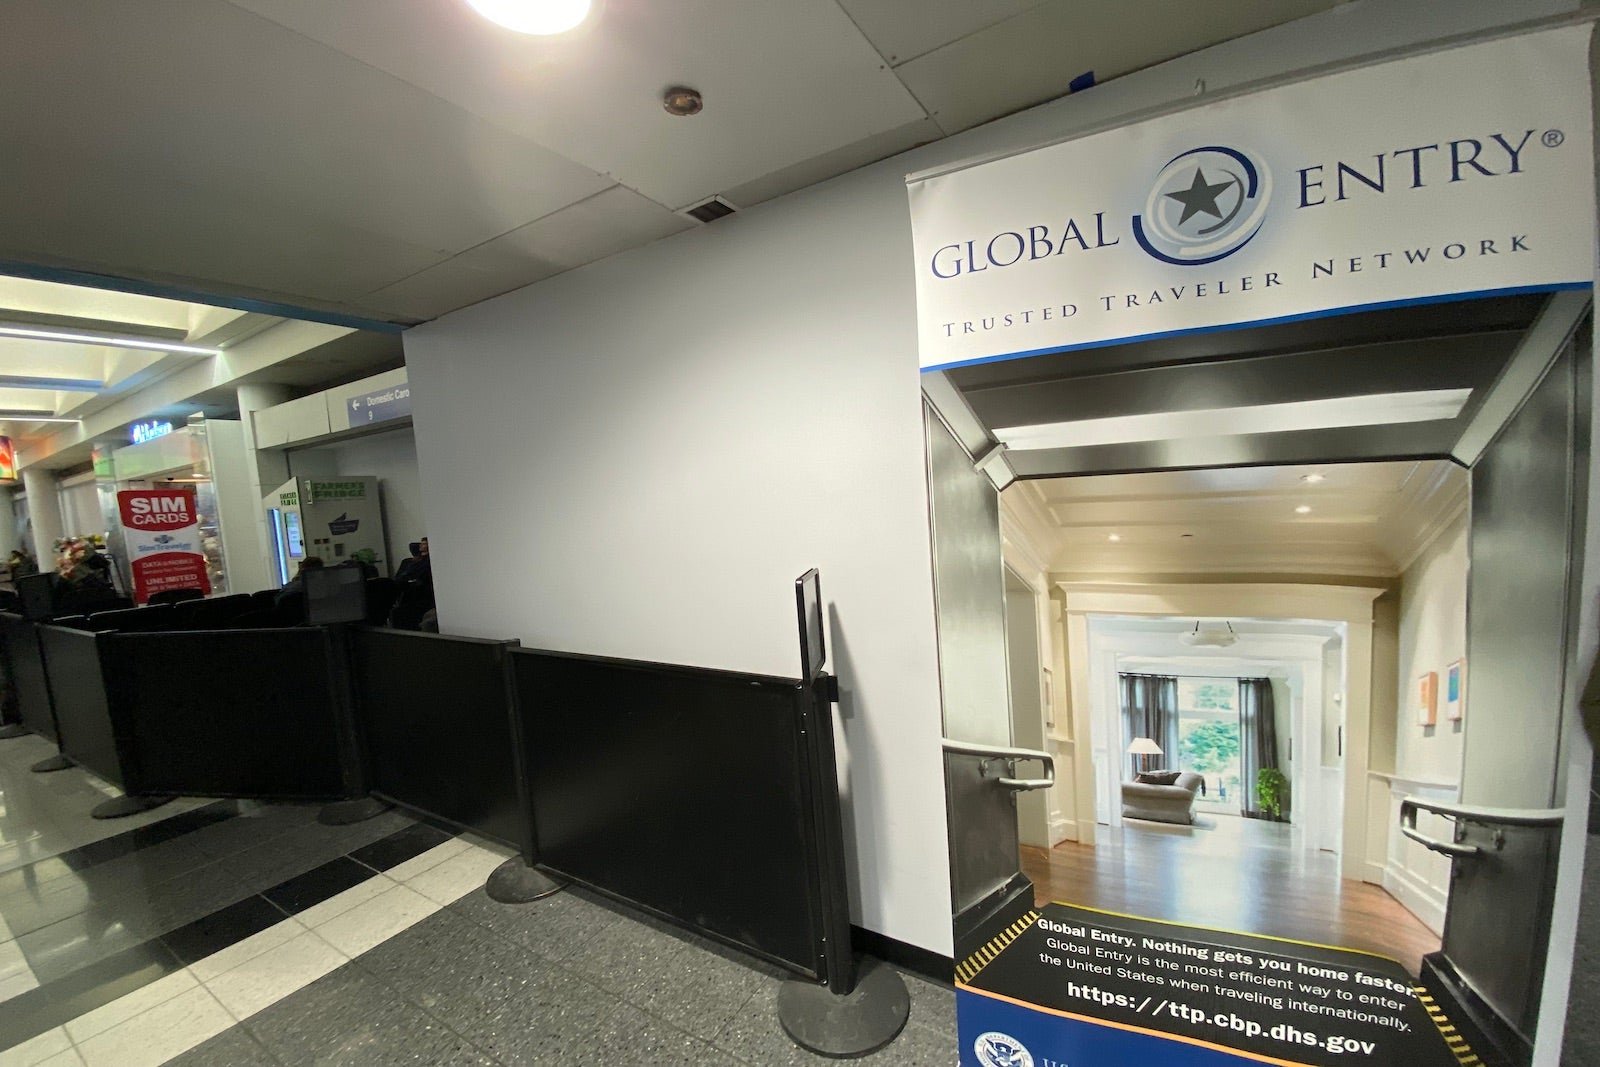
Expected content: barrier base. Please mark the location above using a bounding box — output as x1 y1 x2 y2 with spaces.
485 858 566 904
91 794 176 820
30 753 74 773
0 724 28 740
317 797 394 826
777 958 910 1058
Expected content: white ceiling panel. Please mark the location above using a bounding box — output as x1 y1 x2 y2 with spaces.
225 0 929 209
894 0 1339 134
359 244 565 322
476 185 698 273
834 0 1046 66
722 116 944 209
356 185 695 319
4 1 613 298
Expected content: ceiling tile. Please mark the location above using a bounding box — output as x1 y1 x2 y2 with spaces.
894 0 1339 134
357 247 565 322
490 186 697 270
2 0 611 302
357 185 694 319
721 117 944 210
834 0 1047 66
225 0 929 209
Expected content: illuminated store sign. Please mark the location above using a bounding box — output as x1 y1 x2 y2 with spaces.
131 420 174 444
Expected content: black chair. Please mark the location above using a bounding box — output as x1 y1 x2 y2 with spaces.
386 582 435 631
85 604 176 633
0 590 21 612
248 588 279 612
364 578 400 626
186 594 251 630
147 587 206 606
226 610 275 630
270 589 307 627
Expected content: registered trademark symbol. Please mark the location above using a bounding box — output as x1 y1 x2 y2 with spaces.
1543 129 1565 148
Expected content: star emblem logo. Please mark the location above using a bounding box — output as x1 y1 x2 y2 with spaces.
1164 166 1233 226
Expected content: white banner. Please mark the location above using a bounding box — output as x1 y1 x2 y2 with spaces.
908 26 1594 372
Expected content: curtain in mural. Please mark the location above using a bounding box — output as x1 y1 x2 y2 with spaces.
1238 677 1283 819
1119 673 1179 777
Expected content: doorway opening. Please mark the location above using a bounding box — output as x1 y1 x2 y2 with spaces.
928 290 1589 1029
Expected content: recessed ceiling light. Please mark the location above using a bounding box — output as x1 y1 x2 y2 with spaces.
1180 533 1194 539
465 0 592 34
1107 534 1121 542
993 389 1472 451
1301 473 1326 484
1295 505 1312 514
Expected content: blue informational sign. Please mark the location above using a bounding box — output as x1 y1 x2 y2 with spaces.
956 903 1468 1067
347 385 411 427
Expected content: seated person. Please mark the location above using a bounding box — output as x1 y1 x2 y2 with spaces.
394 536 430 585
276 556 324 605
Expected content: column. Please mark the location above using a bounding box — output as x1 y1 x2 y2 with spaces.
236 383 294 586
21 467 63 572
0 486 18 560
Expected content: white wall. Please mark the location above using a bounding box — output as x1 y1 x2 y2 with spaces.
291 427 424 570
1382 509 1468 936
400 0 1572 960
404 173 952 954
1394 512 1467 784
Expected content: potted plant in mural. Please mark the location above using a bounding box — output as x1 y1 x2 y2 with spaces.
1254 767 1288 822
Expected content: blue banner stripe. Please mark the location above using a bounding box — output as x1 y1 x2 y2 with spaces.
921 282 1592 374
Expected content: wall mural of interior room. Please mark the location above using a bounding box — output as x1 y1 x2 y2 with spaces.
914 23 1594 1067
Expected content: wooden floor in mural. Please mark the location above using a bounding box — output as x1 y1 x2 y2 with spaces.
1021 815 1441 976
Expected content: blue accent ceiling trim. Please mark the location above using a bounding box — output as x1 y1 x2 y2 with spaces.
0 260 410 334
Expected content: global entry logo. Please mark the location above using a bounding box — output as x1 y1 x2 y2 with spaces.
1132 145 1271 265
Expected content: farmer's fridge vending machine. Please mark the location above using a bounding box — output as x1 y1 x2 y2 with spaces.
264 476 387 585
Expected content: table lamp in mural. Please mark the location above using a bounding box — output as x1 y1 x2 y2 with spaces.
1128 737 1163 776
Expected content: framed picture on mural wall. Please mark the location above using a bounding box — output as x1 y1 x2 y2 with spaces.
1417 671 1438 726
1445 659 1465 721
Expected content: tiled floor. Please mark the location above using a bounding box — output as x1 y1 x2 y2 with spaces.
0 735 956 1065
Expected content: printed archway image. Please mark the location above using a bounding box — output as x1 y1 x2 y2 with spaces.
915 23 1594 1067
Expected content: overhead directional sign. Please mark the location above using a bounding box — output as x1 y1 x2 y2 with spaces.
347 384 411 428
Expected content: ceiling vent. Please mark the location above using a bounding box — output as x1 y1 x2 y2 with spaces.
681 196 737 224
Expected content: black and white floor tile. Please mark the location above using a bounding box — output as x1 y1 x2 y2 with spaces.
0 736 956 1066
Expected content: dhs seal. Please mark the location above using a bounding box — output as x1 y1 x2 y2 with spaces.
974 1031 1034 1067
1132 146 1271 265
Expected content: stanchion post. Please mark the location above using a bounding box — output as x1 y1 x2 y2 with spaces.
486 638 566 904
317 622 393 826
777 665 910 1057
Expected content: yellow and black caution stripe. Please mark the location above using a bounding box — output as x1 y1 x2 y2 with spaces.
1415 985 1481 1066
955 911 1041 985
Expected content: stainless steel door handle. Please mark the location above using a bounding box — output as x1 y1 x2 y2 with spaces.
942 738 1055 792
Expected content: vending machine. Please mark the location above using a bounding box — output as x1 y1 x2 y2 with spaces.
264 475 387 585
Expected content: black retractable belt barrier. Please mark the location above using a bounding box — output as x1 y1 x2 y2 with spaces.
36 625 173 818
349 628 534 856
101 628 346 800
1 612 74 769
0 612 28 738
511 647 832 975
